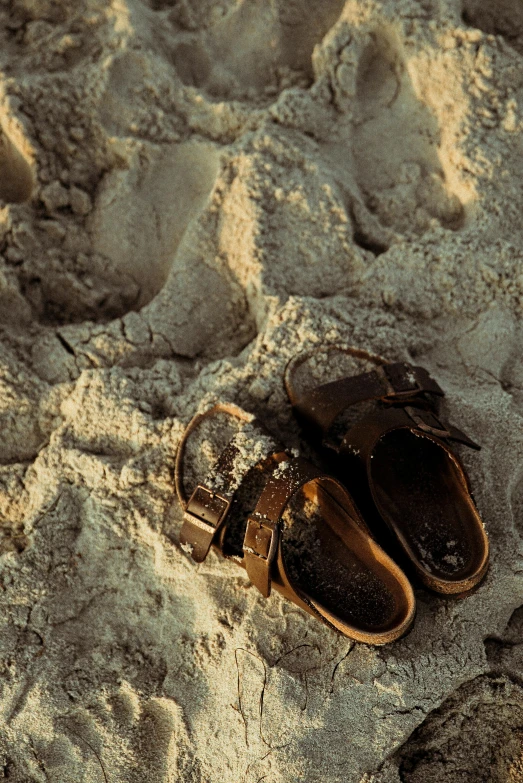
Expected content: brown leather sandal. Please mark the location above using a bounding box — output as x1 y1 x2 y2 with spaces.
175 403 415 644
285 346 489 595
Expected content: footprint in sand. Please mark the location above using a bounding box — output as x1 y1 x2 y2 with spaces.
4 26 256 362
24 690 192 783
352 29 464 237
462 0 523 56
90 140 221 308
169 0 345 101
88 138 255 358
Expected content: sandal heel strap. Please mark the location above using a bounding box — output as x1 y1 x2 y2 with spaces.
179 432 243 561
341 405 480 464
180 485 232 562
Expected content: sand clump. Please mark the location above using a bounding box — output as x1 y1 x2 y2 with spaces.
0 0 522 780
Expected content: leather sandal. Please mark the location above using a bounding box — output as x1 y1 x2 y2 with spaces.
175 402 415 644
284 346 489 595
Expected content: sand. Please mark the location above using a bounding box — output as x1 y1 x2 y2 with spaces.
0 0 522 780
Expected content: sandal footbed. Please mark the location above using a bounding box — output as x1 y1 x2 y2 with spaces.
280 483 414 638
371 429 488 593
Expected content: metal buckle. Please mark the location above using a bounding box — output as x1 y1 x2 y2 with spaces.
405 406 451 439
184 485 230 535
243 514 279 564
382 362 421 394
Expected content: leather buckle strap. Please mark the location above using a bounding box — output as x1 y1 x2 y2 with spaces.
243 513 280 598
291 361 445 439
180 485 231 563
378 363 444 401
243 456 325 598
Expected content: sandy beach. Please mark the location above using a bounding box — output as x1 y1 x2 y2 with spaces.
0 0 522 780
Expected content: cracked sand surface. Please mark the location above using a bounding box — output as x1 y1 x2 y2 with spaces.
0 0 522 780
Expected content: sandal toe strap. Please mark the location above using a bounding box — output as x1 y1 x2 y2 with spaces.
340 404 480 463
295 362 444 437
243 457 329 598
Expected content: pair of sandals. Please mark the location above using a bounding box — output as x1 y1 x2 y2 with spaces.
175 346 489 645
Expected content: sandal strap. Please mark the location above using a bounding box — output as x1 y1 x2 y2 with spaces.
243 457 329 598
340 404 480 462
294 362 444 437
176 403 280 563
175 402 254 507
179 437 240 563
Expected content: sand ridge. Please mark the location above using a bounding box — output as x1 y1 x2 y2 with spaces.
0 0 522 780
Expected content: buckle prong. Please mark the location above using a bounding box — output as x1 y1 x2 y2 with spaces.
244 515 279 563
184 484 230 534
243 514 280 598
